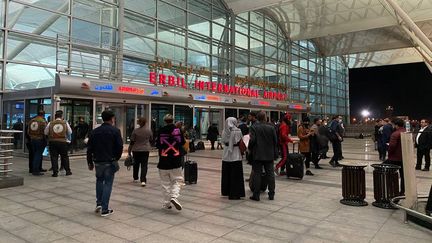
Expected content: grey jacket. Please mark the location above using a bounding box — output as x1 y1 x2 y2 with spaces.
248 121 278 162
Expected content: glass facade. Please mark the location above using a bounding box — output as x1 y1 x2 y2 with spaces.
0 0 349 118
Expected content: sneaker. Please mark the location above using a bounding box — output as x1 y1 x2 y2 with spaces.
422 168 430 171
133 180 139 183
65 171 72 176
315 165 323 169
306 170 314 176
415 167 421 170
170 198 182 210
329 161 336 167
280 171 287 176
249 196 260 201
94 206 102 213
141 182 146 187
32 172 44 176
101 209 114 217
52 173 58 177
40 169 48 172
274 169 279 176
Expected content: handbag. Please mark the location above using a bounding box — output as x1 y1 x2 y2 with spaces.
239 139 247 155
124 155 134 170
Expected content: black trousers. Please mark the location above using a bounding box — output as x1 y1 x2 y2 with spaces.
26 142 34 173
133 151 149 182
301 152 312 169
252 160 275 198
221 161 245 199
49 142 71 174
311 151 320 166
416 148 431 169
385 160 404 195
330 140 342 163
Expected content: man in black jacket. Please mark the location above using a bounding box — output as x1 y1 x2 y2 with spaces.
248 111 278 201
156 114 185 210
415 119 432 171
87 110 123 217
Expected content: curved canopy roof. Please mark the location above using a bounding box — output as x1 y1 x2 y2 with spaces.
225 0 432 68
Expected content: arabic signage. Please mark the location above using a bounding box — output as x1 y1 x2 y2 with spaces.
148 57 287 91
288 104 307 110
89 83 162 97
193 95 233 103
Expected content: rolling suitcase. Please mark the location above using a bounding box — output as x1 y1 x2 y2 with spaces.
196 141 205 150
184 159 198 184
286 143 304 179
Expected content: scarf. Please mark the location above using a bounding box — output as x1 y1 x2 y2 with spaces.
222 117 242 153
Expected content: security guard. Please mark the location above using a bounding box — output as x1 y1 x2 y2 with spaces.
28 110 47 176
44 110 72 177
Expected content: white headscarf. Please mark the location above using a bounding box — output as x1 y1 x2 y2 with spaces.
222 117 243 153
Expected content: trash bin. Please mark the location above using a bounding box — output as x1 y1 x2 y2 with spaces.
371 163 400 209
340 163 368 206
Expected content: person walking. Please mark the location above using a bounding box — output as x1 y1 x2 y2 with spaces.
44 110 72 177
221 117 246 200
128 117 152 186
318 119 330 159
28 110 48 176
380 118 393 161
310 118 323 169
328 116 344 167
298 118 314 176
415 119 432 171
274 114 293 175
207 123 219 150
87 110 123 217
156 114 185 210
248 112 278 201
384 118 406 196
75 117 89 151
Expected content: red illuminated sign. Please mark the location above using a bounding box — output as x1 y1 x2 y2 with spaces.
118 86 145 95
148 72 287 101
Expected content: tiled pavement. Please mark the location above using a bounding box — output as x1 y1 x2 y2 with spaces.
0 139 431 243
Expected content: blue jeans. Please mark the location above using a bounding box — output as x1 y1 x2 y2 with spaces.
31 139 45 173
95 163 115 211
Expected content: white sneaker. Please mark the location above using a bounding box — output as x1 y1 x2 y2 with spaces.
170 198 182 211
133 180 138 183
141 182 146 187
94 206 102 213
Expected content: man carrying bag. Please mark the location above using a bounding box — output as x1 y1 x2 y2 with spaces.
87 110 123 217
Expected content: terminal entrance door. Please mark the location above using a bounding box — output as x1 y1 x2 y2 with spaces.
96 103 148 144
195 107 223 140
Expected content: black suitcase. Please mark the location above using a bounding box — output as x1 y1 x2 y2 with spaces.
286 143 304 179
248 170 267 192
184 160 198 184
196 141 205 150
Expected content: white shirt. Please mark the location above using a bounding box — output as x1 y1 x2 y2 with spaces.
44 118 73 143
221 130 243 162
416 126 426 145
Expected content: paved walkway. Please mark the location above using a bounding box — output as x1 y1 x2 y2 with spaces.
0 139 431 243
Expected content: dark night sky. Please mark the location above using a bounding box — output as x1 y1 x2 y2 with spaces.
349 62 432 120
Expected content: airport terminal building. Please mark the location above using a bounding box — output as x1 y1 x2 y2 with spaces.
0 0 378 143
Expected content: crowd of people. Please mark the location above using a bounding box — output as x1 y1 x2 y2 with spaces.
22 108 427 217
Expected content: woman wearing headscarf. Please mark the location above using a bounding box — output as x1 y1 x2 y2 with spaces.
221 117 245 200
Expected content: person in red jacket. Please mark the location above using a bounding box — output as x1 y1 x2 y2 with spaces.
384 118 406 195
274 115 294 175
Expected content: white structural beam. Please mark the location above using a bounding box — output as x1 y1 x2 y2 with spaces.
381 0 432 72
227 0 291 14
